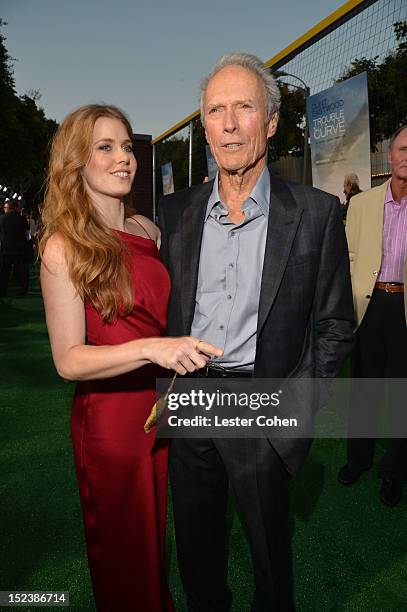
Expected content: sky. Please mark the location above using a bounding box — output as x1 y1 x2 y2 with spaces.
2 0 347 138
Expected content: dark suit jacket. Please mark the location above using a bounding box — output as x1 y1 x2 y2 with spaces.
0 211 28 256
158 169 355 474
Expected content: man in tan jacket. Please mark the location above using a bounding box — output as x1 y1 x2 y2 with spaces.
338 125 407 506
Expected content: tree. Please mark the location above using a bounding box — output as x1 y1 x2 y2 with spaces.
269 83 306 161
337 21 407 148
0 19 58 207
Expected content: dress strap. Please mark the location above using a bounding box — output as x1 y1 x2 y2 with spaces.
130 216 154 240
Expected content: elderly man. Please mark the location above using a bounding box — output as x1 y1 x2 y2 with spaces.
342 173 362 221
338 125 407 506
158 53 354 611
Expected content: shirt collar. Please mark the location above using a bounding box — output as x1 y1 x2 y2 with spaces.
205 166 270 221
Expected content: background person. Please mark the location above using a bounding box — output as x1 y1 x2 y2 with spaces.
29 205 42 254
0 199 29 296
20 207 35 264
159 53 354 612
40 104 221 612
341 173 362 222
338 125 407 507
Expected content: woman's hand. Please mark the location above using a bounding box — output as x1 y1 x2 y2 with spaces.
142 336 223 375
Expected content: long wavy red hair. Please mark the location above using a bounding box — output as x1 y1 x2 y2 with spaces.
40 104 136 322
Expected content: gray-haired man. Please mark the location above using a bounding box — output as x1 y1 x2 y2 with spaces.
159 53 354 611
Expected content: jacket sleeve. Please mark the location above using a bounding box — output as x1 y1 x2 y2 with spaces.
313 197 355 377
157 196 169 268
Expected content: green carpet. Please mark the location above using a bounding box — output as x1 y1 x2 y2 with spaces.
1 269 406 611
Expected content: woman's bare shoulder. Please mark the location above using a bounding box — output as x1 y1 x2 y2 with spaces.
41 232 68 273
128 214 160 242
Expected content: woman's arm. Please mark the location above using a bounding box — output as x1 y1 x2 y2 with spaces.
41 233 221 381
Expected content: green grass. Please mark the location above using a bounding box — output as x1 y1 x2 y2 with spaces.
1 269 406 611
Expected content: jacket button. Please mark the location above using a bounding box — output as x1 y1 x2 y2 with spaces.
366 294 371 299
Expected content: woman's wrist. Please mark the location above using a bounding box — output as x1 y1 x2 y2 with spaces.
137 337 159 363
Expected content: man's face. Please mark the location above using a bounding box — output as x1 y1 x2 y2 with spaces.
203 65 278 175
3 203 11 214
389 128 407 181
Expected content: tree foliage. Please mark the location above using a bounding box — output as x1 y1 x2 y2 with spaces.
337 21 407 148
269 83 306 161
0 19 58 206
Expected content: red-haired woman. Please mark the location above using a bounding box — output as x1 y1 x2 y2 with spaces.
40 104 221 611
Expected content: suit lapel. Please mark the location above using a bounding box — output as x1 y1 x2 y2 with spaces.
180 182 213 333
257 173 303 335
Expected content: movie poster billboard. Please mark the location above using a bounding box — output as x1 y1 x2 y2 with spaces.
205 145 218 180
306 72 371 201
161 162 174 195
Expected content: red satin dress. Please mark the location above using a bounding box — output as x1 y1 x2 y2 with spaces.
71 230 174 612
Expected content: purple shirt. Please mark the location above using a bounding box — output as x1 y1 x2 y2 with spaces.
378 182 407 283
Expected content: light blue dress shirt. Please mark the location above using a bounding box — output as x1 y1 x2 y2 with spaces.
190 167 270 370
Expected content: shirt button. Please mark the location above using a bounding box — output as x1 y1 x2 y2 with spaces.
373 271 378 276
227 294 232 300
229 263 234 269
230 232 235 237
219 325 225 330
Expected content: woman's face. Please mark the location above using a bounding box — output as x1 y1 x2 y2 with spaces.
81 117 137 201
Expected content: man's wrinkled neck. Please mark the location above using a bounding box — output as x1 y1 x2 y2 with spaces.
218 158 267 211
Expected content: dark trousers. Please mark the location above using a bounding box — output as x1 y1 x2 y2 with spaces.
347 289 407 482
0 253 29 295
170 437 295 612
